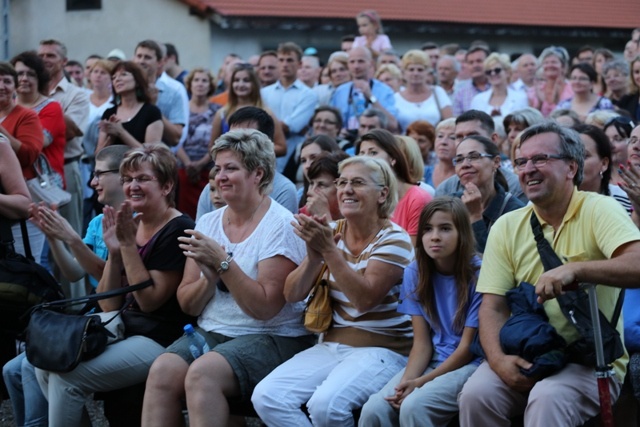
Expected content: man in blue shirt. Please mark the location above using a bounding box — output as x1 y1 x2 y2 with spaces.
331 46 398 136
261 42 318 172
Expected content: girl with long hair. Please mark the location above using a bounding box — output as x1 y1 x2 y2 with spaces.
359 197 482 427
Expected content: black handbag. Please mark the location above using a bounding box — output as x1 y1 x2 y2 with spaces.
0 217 65 335
530 212 624 366
25 280 153 373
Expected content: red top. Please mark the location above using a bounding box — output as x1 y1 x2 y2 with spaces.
37 100 67 186
2 104 43 180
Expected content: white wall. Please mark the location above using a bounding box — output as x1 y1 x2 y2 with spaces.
8 0 211 69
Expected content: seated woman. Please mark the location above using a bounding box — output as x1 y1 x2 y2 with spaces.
430 118 457 188
453 135 524 253
574 124 632 213
96 61 163 151
34 145 195 427
555 63 614 121
295 135 341 208
357 129 432 244
300 151 349 220
252 156 414 426
529 46 573 117
470 53 529 120
141 129 314 427
375 63 403 93
502 108 544 160
359 197 482 427
395 135 435 195
604 115 635 185
406 120 436 169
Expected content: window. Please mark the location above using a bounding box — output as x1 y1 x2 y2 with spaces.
66 0 101 11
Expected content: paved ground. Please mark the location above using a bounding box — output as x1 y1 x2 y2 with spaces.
0 398 263 426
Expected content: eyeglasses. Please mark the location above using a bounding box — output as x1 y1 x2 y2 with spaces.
452 152 495 166
120 175 158 184
233 63 254 71
91 169 119 181
334 178 383 189
484 67 503 76
513 154 570 170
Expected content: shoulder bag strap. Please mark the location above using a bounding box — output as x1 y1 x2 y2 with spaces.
529 212 564 271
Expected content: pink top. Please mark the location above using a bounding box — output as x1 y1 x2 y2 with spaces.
391 185 432 236
352 35 392 53
527 80 574 117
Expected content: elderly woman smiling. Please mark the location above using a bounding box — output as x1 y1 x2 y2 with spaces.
141 129 313 427
252 156 414 427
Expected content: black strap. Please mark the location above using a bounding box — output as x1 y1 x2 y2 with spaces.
0 216 33 261
36 279 154 309
529 211 624 326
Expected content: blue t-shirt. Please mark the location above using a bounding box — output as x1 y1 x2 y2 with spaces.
398 256 483 365
82 213 108 288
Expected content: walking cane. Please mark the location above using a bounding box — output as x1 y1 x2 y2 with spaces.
583 283 615 427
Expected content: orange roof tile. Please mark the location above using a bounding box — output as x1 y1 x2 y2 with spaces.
181 0 638 29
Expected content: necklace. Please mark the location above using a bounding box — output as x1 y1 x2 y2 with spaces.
224 196 266 256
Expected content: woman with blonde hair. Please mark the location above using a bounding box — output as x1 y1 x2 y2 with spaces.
470 53 528 120
376 63 403 93
395 135 435 195
394 49 452 131
208 64 286 156
618 55 640 121
315 52 351 105
430 118 457 188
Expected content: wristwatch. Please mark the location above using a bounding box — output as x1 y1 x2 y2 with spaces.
368 95 378 104
217 254 233 274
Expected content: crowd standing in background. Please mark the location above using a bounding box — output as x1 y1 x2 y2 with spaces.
2 9 640 427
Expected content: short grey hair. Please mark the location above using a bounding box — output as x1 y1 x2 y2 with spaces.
361 108 388 129
338 157 398 218
602 59 630 77
210 129 275 195
519 121 584 186
437 55 461 72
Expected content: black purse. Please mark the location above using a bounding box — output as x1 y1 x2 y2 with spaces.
530 212 624 367
25 280 153 373
0 217 65 335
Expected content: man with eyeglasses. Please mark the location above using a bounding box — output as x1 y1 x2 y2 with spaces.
458 122 640 426
435 110 526 202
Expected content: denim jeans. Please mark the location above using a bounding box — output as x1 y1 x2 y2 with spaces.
3 352 48 427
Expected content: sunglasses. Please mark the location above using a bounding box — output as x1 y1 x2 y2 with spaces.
485 67 503 76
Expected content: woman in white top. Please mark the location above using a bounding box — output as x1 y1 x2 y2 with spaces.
394 49 452 131
141 129 313 427
470 53 528 120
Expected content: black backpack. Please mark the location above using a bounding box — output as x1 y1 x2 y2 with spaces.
0 217 65 335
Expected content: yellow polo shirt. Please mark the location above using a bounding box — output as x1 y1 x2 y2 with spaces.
478 188 640 381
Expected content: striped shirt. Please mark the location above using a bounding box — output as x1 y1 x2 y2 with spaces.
323 219 414 355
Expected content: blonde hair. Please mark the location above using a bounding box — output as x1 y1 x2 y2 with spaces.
484 52 512 74
338 156 398 218
401 49 431 70
375 63 402 80
395 135 425 183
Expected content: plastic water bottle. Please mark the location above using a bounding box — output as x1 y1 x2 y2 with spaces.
184 324 210 359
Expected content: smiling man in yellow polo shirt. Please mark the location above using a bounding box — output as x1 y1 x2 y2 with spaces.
458 121 640 427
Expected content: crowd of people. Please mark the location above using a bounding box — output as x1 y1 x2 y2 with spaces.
1 9 640 427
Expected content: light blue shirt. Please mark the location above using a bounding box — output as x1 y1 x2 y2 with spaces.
261 79 318 170
82 214 108 288
156 72 189 147
330 79 397 131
